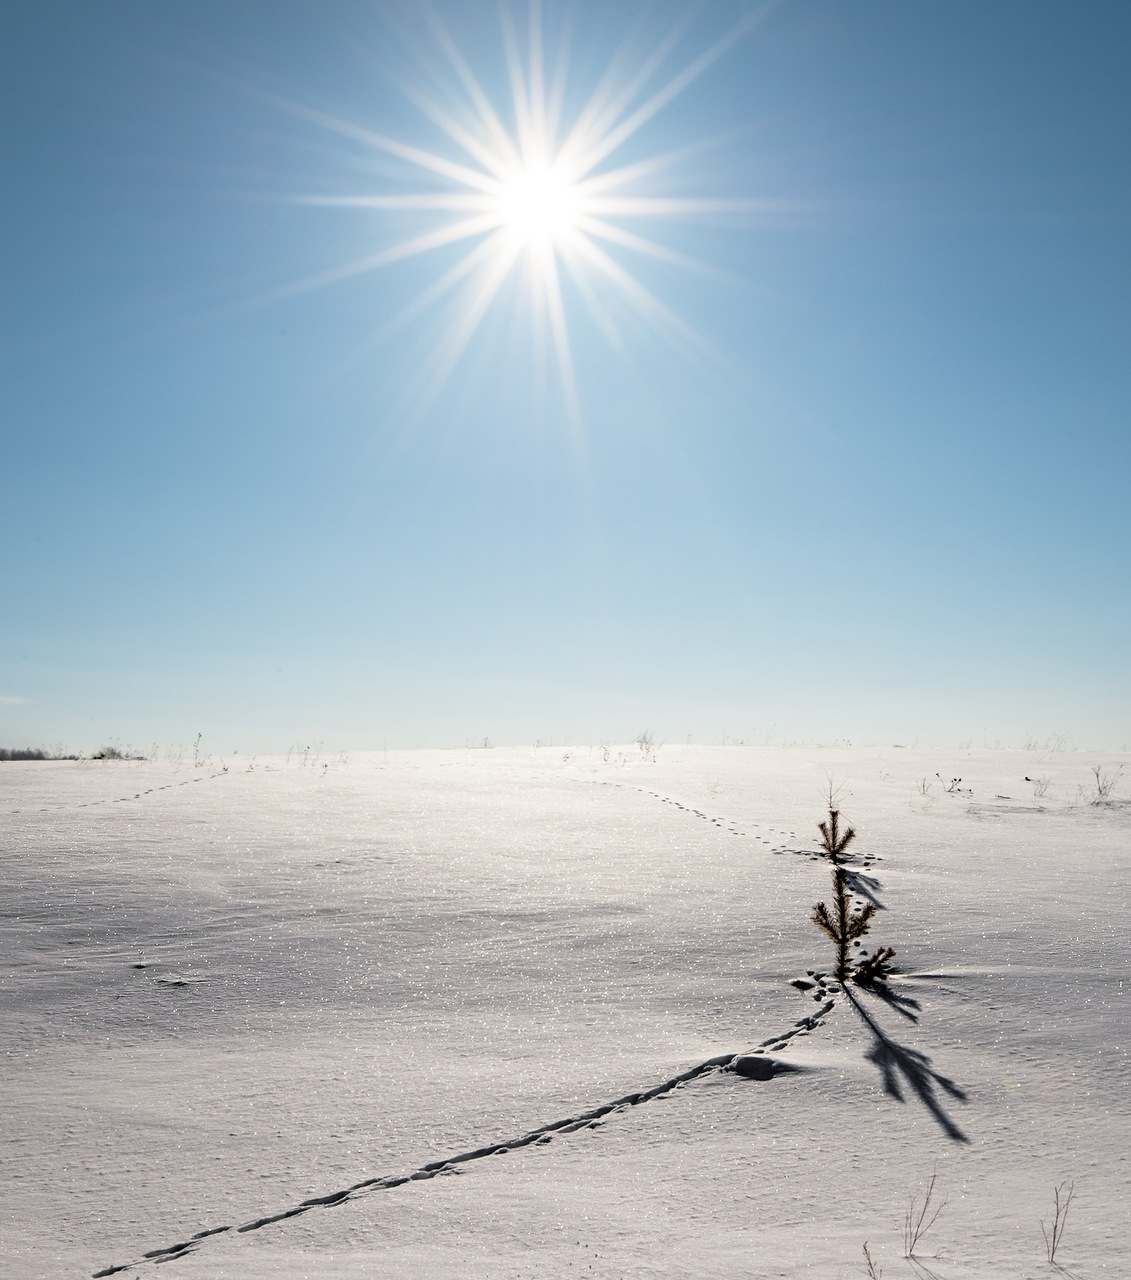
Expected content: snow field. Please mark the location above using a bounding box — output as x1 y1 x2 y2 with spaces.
2 745 1127 1277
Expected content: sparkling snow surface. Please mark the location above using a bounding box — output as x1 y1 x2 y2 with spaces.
2 745 1128 1279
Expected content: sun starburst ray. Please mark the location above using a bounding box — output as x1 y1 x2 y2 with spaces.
371 230 514 346
580 196 793 215
543 8 572 151
557 11 693 174
573 134 741 197
527 1 549 153
293 194 496 211
500 6 538 163
536 241 581 429
390 78 516 181
566 230 719 369
245 212 504 312
571 6 774 176
571 214 729 279
425 10 523 169
337 212 506 271
264 91 501 194
401 234 526 415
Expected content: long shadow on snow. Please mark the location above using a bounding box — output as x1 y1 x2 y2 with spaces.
845 985 969 1143
862 976 922 1023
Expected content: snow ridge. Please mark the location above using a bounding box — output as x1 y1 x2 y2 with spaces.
89 1003 835 1277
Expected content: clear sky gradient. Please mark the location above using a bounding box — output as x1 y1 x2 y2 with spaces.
2 1 1128 753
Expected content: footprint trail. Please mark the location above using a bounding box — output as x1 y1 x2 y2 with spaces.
90 1001 835 1276
596 781 884 872
7 768 231 816
596 780 806 854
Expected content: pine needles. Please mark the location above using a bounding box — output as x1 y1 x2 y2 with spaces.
810 803 894 985
854 945 897 985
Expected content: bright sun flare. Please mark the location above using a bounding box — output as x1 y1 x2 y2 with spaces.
496 165 579 245
273 3 778 424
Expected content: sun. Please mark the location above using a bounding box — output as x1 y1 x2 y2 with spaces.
271 3 776 424
496 163 579 247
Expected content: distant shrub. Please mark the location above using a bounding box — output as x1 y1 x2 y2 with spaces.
1089 765 1122 804
0 747 81 761
0 744 148 761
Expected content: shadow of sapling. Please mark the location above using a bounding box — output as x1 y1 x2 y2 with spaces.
848 986 969 1143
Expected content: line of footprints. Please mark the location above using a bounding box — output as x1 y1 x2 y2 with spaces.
8 769 229 815
599 780 801 853
88 772 839 1274
92 999 835 1277
601 781 883 871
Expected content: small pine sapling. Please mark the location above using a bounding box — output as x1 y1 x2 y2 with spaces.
810 805 895 986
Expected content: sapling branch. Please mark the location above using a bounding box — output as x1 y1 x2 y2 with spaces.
854 946 897 985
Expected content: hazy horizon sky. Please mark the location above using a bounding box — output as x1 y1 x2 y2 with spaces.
2 1 1129 754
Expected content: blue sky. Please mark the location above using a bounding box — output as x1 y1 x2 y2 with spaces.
2 0 1128 753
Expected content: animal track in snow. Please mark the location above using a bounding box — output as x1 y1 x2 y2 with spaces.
7 769 230 815
598 783 883 871
596 780 804 855
90 1002 835 1276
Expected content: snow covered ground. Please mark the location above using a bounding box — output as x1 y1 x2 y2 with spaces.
2 744 1128 1279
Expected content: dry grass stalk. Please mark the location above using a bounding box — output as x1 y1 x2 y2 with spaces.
862 1240 882 1278
1041 1179 1075 1263
904 1172 946 1256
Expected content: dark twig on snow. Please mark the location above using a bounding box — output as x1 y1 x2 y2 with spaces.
904 1171 947 1256
1041 1179 1076 1263
862 1240 882 1277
